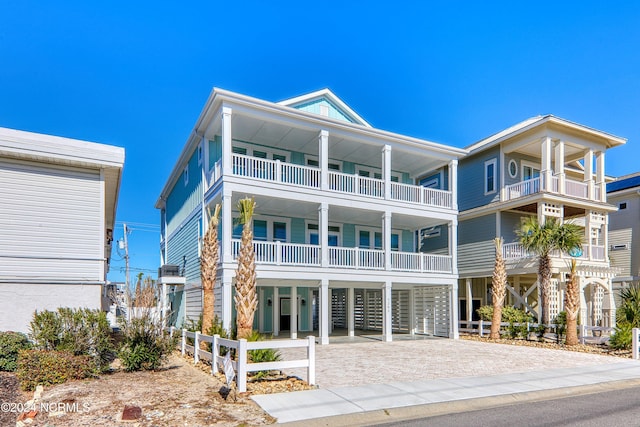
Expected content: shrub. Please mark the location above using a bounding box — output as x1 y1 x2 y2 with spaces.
118 311 177 371
609 322 633 350
0 332 32 372
16 349 96 391
245 330 280 380
30 308 114 373
475 306 533 338
553 311 567 343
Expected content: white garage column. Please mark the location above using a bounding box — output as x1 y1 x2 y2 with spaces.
347 287 355 337
222 273 233 332
291 285 298 340
319 279 330 345
451 282 459 339
273 287 280 337
382 281 393 342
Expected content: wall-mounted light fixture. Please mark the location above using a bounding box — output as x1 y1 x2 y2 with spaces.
301 298 306 306
267 298 272 306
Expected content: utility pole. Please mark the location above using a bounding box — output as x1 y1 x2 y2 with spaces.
123 223 130 293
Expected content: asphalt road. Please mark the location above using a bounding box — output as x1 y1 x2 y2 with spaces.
374 385 640 427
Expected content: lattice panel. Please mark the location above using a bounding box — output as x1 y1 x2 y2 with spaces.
548 279 560 322
542 203 562 218
593 285 604 325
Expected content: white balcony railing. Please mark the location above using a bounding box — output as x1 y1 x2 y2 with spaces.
328 247 385 270
504 175 598 202
228 154 453 209
229 240 453 273
502 242 607 262
390 251 452 273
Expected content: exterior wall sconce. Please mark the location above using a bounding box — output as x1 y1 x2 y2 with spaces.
301 298 306 306
267 298 272 306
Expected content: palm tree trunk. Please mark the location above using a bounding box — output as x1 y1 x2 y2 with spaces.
538 253 552 326
201 205 220 349
235 221 257 339
565 259 580 346
490 238 507 340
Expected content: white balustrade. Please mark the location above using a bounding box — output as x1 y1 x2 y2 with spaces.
502 242 533 260
231 153 320 188
565 178 589 199
591 245 605 261
505 178 541 200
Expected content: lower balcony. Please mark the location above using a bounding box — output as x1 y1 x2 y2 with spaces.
502 242 606 262
231 240 453 273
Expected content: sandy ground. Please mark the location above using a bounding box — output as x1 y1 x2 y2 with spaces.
2 353 275 427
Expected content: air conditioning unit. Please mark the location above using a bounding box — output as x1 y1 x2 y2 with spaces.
158 264 181 277
610 244 629 251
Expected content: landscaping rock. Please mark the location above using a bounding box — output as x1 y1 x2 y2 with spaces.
121 405 142 421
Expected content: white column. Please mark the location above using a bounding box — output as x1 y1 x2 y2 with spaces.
319 130 329 191
383 211 392 270
291 286 298 340
162 283 168 327
451 281 459 339
383 145 392 200
554 140 565 194
258 288 264 333
449 219 458 275
222 272 233 332
221 106 232 176
541 137 552 191
585 210 592 260
347 287 355 337
466 278 473 322
319 279 329 345
273 287 280 337
449 159 458 209
319 203 329 267
382 281 393 342
604 214 609 262
222 191 232 263
584 149 594 200
596 151 606 202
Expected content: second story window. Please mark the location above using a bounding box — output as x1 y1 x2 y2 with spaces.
484 158 497 195
183 166 189 186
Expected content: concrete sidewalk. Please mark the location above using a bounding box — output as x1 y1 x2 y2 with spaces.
252 360 640 425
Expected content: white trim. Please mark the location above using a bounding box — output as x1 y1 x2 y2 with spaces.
521 160 541 181
197 144 203 166
508 159 518 179
484 158 497 195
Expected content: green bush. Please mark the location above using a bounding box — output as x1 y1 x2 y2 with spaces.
0 332 32 372
245 330 280 380
118 313 177 371
553 311 567 343
16 349 96 391
30 308 114 372
475 306 533 338
609 322 633 350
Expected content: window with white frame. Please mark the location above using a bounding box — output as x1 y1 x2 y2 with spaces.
232 216 290 242
232 141 290 162
197 144 203 166
484 158 497 194
183 166 189 186
304 154 342 171
307 223 340 246
356 226 401 251
521 160 540 181
356 165 400 182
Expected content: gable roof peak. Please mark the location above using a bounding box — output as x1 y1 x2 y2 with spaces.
277 88 371 127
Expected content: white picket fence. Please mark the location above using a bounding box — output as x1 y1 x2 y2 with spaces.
459 320 613 344
166 327 316 392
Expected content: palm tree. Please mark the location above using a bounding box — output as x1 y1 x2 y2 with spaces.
517 217 583 326
235 197 258 339
200 204 220 347
564 258 580 346
490 237 507 339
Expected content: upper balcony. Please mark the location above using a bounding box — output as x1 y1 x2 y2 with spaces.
502 242 606 263
208 153 453 209
504 174 602 203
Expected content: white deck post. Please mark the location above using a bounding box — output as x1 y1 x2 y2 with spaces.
466 278 473 323
382 281 393 342
222 191 232 264
319 279 330 345
584 149 594 200
449 159 458 209
451 281 459 339
307 335 316 385
449 219 458 275
541 137 552 191
212 334 219 374
383 211 392 271
596 151 606 202
221 106 232 176
383 145 391 200
291 285 298 340
633 328 639 360
319 203 329 268
347 287 355 337
237 339 248 392
319 130 329 191
194 331 200 364
555 140 565 194
181 329 186 355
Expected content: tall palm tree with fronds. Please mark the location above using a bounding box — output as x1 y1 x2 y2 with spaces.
235 197 258 339
490 237 507 339
564 258 580 346
200 204 220 347
517 217 583 326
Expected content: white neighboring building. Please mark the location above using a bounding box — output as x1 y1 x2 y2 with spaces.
0 127 124 333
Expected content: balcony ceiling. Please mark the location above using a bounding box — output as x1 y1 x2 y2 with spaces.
233 193 445 229
232 114 447 178
512 138 589 163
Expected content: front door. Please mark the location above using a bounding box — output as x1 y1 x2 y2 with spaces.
280 297 291 331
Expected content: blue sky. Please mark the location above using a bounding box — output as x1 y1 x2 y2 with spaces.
1 1 639 284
